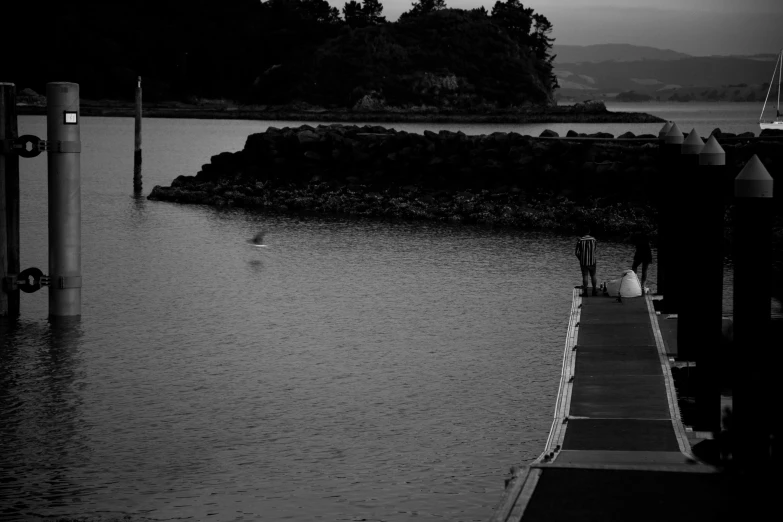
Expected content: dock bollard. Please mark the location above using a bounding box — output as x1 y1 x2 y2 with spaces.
47 82 81 317
675 129 705 362
732 154 773 467
134 76 142 192
658 122 684 312
682 135 725 432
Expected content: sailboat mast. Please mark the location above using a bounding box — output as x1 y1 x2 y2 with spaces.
778 50 782 118
760 51 779 121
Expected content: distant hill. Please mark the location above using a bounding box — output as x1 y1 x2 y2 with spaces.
553 44 691 64
555 55 776 102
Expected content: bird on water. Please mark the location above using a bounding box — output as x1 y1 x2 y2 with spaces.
248 231 266 246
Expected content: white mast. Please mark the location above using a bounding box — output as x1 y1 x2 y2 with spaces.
760 50 780 122
778 49 782 118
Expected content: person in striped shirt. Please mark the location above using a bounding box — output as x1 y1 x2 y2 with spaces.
575 227 597 297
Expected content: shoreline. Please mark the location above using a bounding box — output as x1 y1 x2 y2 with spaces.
149 181 659 240
16 102 665 124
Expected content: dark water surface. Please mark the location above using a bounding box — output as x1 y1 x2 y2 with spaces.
5 113 763 521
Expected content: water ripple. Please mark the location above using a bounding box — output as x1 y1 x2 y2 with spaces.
1 116 695 521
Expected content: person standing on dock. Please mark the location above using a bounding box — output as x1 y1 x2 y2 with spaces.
631 231 653 294
575 227 598 297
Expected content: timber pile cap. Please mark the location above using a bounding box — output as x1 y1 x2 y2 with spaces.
658 121 673 139
664 122 684 145
735 154 773 198
681 128 705 155
699 135 725 166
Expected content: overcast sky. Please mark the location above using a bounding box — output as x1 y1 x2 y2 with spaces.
325 0 783 56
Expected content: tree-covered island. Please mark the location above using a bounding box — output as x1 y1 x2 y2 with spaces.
8 0 660 123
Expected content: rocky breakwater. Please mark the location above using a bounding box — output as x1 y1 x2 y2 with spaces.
148 125 783 237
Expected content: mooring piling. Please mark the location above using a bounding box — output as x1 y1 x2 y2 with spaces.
658 122 684 311
654 122 670 296
134 76 142 192
674 129 705 361
47 82 82 317
682 134 725 432
732 154 774 468
0 82 20 317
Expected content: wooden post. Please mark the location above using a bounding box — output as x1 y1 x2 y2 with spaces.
732 154 774 468
658 122 683 310
1 82 20 317
134 76 142 192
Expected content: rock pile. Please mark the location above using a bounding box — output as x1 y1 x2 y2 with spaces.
149 124 782 234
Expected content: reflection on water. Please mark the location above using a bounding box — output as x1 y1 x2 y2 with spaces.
0 220 657 522
0 319 86 514
247 259 265 273
1 115 763 521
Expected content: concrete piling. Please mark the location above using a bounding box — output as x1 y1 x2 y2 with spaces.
47 82 82 317
654 122 670 297
681 134 724 432
658 122 684 311
675 129 705 361
732 154 774 467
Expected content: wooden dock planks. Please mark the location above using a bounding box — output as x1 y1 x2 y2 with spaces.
489 289 731 522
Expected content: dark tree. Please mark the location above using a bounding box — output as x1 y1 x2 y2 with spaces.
2 0 558 106
363 0 387 25
491 0 557 90
297 0 342 24
399 0 447 21
343 1 364 27
531 13 557 88
490 0 534 48
254 0 345 103
307 8 554 108
343 0 387 29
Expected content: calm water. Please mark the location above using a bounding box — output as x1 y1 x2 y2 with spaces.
604 101 769 136
0 106 761 521
211 102 765 138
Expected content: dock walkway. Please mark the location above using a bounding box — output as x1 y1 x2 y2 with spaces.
491 290 731 521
